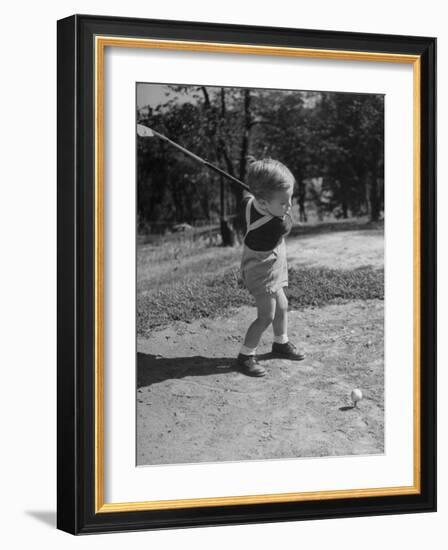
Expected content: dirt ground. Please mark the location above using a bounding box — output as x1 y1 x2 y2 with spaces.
137 300 383 465
137 299 384 465
286 228 384 270
136 226 384 466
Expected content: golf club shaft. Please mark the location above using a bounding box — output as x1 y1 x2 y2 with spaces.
141 125 250 192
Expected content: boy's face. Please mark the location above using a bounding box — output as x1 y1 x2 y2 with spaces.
260 188 293 218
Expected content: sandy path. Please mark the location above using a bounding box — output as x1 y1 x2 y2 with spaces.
137 300 384 466
286 229 384 270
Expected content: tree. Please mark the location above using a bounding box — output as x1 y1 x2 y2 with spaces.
136 85 384 236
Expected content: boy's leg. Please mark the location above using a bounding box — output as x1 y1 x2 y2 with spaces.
272 288 288 341
243 293 276 349
272 288 305 360
238 293 276 377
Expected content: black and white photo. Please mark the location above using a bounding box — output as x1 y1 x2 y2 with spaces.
136 83 385 466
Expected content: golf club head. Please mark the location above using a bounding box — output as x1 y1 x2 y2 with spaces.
137 124 154 137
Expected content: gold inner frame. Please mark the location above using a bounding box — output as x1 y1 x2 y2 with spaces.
94 36 421 513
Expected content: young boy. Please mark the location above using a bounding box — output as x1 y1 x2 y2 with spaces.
237 158 305 377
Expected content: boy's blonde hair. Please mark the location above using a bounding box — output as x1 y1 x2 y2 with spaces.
246 158 295 200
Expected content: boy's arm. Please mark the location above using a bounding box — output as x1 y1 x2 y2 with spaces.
237 193 253 236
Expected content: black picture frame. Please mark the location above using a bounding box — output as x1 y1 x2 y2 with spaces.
57 14 436 535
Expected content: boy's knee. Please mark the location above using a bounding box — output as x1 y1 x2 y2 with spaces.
276 292 288 312
258 312 275 326
276 298 288 313
277 300 288 313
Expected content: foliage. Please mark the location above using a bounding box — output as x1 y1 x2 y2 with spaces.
137 86 384 229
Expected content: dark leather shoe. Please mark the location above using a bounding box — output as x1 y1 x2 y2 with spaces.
237 354 266 377
272 341 305 360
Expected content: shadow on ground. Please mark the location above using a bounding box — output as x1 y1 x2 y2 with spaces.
137 352 274 388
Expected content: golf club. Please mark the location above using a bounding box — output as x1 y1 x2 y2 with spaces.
137 123 250 192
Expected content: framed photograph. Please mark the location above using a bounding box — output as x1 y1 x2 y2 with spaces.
57 14 436 534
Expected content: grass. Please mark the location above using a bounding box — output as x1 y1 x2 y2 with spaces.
137 265 383 337
137 242 241 291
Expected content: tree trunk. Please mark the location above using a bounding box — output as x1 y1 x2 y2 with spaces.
220 218 236 246
219 174 236 246
297 178 307 222
364 174 371 218
369 169 380 222
200 86 238 246
339 179 348 219
226 89 252 241
220 175 225 219
239 89 252 184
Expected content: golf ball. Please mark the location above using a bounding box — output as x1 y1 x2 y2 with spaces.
351 389 363 404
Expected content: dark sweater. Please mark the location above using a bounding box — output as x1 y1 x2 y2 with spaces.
241 194 293 251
